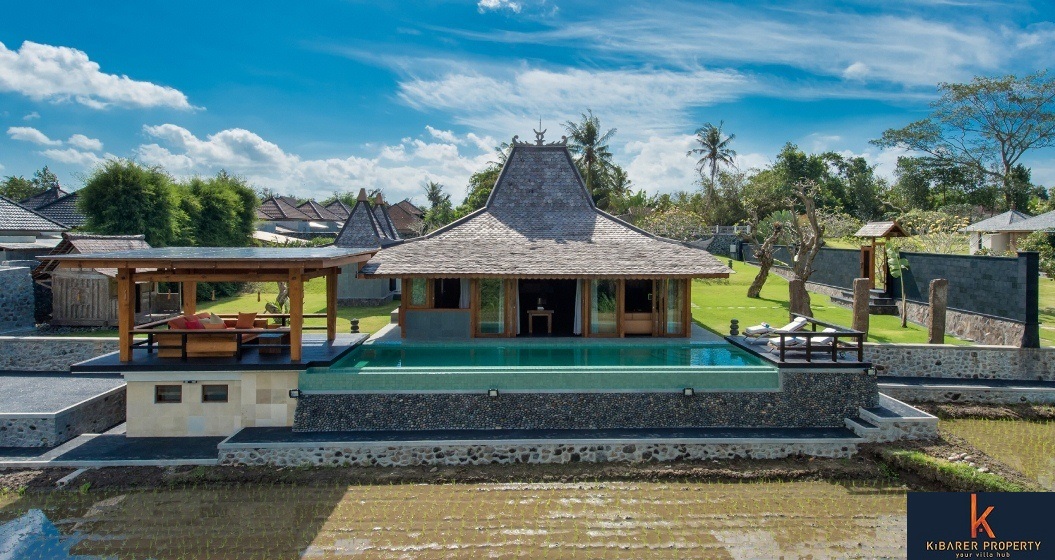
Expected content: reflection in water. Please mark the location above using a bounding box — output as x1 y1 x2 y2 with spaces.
0 481 907 559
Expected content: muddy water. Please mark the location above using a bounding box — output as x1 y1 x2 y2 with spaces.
943 418 1055 490
0 480 906 559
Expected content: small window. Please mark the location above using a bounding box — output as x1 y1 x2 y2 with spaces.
155 385 182 404
202 384 229 403
409 278 428 307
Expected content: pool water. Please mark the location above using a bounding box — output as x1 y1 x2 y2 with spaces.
301 342 779 392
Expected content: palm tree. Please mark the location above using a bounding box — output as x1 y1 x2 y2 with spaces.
563 110 617 203
688 121 737 202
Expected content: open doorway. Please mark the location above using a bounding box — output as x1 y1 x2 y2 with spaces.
623 279 654 335
517 279 577 336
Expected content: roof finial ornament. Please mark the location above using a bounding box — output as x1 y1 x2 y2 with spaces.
533 117 546 145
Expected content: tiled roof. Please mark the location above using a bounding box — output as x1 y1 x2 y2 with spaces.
297 200 342 221
0 195 67 232
362 143 730 278
854 222 907 238
34 233 151 278
19 186 68 210
394 199 423 217
372 202 400 240
325 200 352 219
999 209 1055 233
333 195 399 249
257 196 313 221
963 210 1032 232
34 192 87 228
388 203 423 235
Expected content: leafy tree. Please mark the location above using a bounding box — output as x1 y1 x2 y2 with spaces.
78 159 186 246
32 166 60 190
564 109 617 208
0 175 39 202
787 179 825 317
184 171 259 247
422 180 454 233
887 248 910 328
636 208 708 241
873 72 1055 210
455 164 501 218
688 121 737 203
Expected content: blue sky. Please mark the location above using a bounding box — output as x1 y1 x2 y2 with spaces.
2 0 1054 205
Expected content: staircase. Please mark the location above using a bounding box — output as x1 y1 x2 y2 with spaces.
844 394 938 443
829 288 899 315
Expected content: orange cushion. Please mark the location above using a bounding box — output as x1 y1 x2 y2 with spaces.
203 322 227 330
223 319 238 328
253 319 268 328
235 312 257 329
184 317 205 330
167 316 188 330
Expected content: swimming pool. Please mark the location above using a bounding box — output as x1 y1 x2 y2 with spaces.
300 341 779 393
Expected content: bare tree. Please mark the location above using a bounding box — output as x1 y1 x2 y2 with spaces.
786 180 825 317
747 223 782 299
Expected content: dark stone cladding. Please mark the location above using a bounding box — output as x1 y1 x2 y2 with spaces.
294 370 878 431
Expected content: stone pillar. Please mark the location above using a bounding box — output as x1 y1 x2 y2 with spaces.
1019 251 1040 348
852 278 870 335
928 278 948 344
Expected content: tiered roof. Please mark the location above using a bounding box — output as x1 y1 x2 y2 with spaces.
333 190 401 249
361 137 730 278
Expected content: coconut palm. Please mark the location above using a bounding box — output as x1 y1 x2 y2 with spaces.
564 110 617 204
688 121 737 202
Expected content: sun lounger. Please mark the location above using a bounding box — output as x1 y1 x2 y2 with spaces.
744 316 808 338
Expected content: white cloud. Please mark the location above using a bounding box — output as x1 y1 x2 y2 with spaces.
7 126 61 146
135 124 496 204
41 147 107 166
67 133 103 152
0 41 195 110
22 111 39 121
478 0 522 13
842 62 870 80
425 125 461 144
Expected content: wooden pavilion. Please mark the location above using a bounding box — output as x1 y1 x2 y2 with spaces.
44 247 375 362
854 221 908 290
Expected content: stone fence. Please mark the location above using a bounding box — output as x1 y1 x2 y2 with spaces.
0 337 118 372
865 343 1055 382
0 266 34 333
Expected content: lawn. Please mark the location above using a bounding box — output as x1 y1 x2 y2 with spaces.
692 260 972 345
1037 277 1055 347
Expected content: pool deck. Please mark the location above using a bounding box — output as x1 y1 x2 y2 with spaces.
366 323 728 345
726 335 872 369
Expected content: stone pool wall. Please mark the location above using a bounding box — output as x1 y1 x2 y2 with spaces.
0 386 125 447
865 344 1055 382
294 369 878 431
0 336 118 372
220 439 860 467
879 384 1055 405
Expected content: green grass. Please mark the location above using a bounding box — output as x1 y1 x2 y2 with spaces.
1038 277 1055 347
883 449 1029 492
692 260 972 344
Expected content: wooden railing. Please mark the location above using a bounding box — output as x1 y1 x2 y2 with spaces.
772 313 865 363
130 313 328 360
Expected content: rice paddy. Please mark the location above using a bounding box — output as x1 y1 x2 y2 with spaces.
941 418 1055 490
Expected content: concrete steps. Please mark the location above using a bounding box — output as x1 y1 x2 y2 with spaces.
844 394 938 442
828 289 899 315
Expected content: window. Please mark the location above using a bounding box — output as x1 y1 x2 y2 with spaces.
433 278 462 309
589 280 618 334
409 278 428 307
155 385 182 404
478 279 505 334
202 384 229 403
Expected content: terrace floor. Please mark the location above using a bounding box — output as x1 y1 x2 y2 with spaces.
70 333 368 373
726 335 872 368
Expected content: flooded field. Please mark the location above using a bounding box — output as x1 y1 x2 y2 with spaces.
0 480 907 559
942 418 1055 490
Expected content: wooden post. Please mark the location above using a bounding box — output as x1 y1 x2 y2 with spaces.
117 268 134 362
616 279 626 338
852 277 870 336
289 268 304 361
928 278 948 344
326 268 337 341
182 281 196 315
683 279 692 338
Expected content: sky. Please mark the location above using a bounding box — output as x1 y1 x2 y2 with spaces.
2 0 1055 206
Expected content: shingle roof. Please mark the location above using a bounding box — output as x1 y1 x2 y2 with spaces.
325 200 352 219
34 192 86 228
854 221 908 238
333 193 399 249
361 142 730 278
257 196 313 221
0 195 67 232
388 201 423 235
19 186 68 210
371 199 400 240
34 233 151 278
998 209 1055 233
297 200 341 221
962 210 1032 232
394 199 423 216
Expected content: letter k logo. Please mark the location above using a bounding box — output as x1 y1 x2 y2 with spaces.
971 493 995 538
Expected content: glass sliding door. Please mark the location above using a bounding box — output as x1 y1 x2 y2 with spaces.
478 278 505 335
665 279 685 335
589 279 618 335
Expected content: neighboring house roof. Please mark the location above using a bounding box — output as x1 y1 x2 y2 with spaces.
325 200 352 219
394 199 423 216
963 210 1033 232
34 233 151 279
361 140 731 278
278 195 301 207
33 192 87 228
371 194 400 240
999 209 1055 233
0 195 68 232
333 190 399 249
388 201 423 236
297 200 342 221
256 196 313 221
19 186 69 210
854 222 908 238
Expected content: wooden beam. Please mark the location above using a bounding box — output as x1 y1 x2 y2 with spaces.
683 279 692 338
326 268 337 341
138 272 292 283
617 279 626 338
182 281 196 315
581 280 590 338
289 268 304 361
117 268 134 362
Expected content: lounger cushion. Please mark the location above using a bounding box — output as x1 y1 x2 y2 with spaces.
184 316 205 330
235 312 258 329
744 324 772 336
203 322 227 330
167 316 188 330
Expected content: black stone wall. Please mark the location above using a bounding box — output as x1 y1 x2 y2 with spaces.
293 369 878 431
890 252 1033 322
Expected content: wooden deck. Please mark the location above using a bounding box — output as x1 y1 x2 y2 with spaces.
71 334 367 373
726 336 872 369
